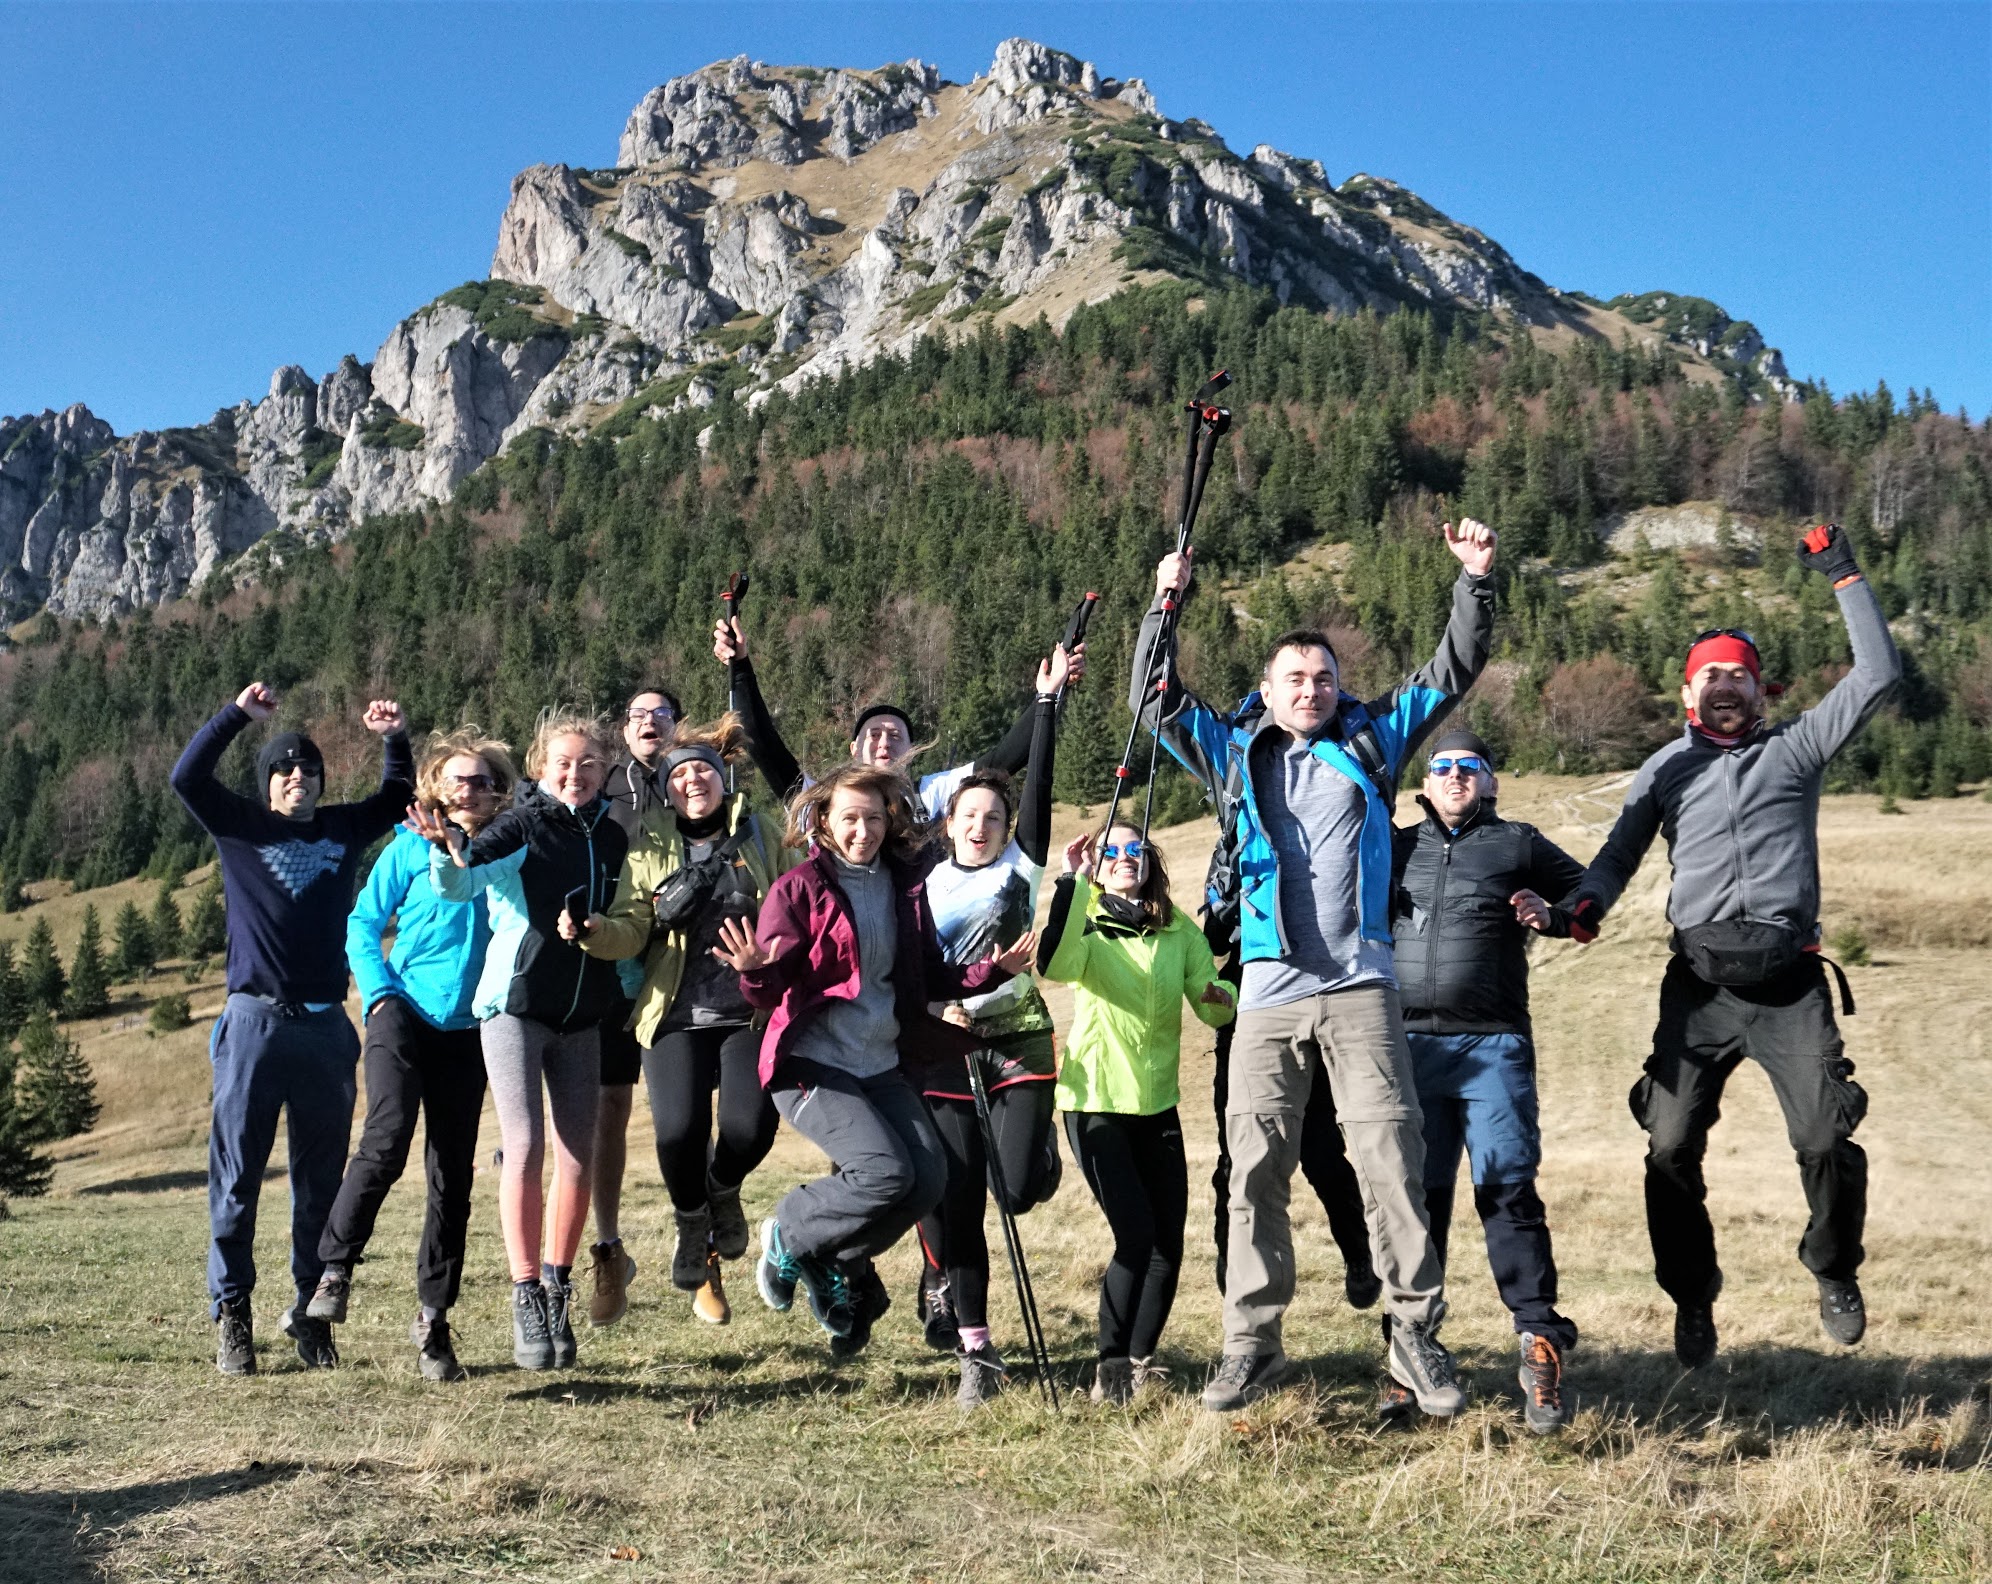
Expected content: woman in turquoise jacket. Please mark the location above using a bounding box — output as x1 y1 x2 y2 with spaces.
310 728 520 1382
1038 822 1234 1405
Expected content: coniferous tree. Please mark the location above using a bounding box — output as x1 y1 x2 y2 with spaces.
13 1010 99 1142
21 917 64 1013
0 1046 54 1201
0 872 24 914
148 881 183 963
0 941 26 1044
63 906 110 1020
110 900 155 981
185 874 226 957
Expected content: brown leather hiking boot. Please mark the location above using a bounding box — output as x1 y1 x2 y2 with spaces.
587 1239 635 1328
692 1251 731 1325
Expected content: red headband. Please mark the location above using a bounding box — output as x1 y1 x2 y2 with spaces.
1684 634 1760 684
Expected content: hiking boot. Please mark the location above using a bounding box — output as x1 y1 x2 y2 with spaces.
708 1177 749 1260
1131 1356 1170 1394
672 1208 713 1292
543 1276 577 1367
215 1298 255 1376
1518 1332 1570 1434
757 1217 798 1313
587 1239 636 1328
1376 1378 1418 1426
1343 1255 1383 1312
306 1264 351 1323
280 1306 338 1369
1090 1355 1134 1406
957 1343 1009 1408
829 1261 889 1359
411 1312 467 1382
692 1252 731 1325
918 1267 960 1352
1817 1277 1867 1346
1388 1320 1465 1417
794 1251 854 1339
1201 1351 1291 1412
1674 1301 1718 1368
513 1282 554 1371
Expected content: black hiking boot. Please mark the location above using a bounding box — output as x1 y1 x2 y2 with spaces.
1201 1351 1292 1413
215 1298 255 1376
1817 1277 1867 1345
543 1275 578 1367
918 1266 960 1353
513 1282 554 1371
280 1306 338 1369
411 1312 467 1382
1343 1254 1383 1312
1674 1301 1718 1368
957 1343 1009 1408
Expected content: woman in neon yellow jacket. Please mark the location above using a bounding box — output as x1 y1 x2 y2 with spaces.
1037 821 1234 1405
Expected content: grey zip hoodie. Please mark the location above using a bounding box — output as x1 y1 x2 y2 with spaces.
1575 577 1900 942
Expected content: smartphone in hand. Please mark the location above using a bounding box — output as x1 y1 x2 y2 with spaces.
563 884 590 932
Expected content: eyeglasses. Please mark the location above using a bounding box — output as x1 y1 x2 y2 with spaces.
1688 627 1758 650
1100 841 1148 861
269 756 321 777
446 773 496 792
627 707 676 724
1427 755 1488 778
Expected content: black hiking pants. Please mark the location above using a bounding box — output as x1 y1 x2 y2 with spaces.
1067 1107 1188 1361
917 1079 1058 1332
1632 954 1868 1306
317 997 487 1311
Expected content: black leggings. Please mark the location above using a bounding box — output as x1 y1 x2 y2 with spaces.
641 1025 778 1212
917 1080 1057 1331
1065 1108 1187 1361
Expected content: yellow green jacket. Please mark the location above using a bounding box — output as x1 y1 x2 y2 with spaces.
580 792 793 1049
1038 873 1234 1115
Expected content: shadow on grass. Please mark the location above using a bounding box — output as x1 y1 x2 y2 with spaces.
0 1462 303 1583
77 1166 283 1196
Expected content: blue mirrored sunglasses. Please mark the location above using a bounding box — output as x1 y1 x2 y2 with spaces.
1100 840 1148 861
1428 755 1488 778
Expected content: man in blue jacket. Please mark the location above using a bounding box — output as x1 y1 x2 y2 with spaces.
172 682 413 1375
1133 520 1498 1415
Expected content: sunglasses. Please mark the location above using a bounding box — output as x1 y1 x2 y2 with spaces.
1100 840 1148 861
269 756 321 777
446 773 496 792
1688 626 1758 650
628 707 676 723
1428 755 1488 778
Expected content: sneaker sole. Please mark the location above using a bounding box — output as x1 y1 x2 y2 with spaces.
692 1298 731 1325
216 1356 257 1377
305 1295 348 1323
514 1348 556 1370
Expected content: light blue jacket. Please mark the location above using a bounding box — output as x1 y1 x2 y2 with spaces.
1130 570 1495 963
347 826 512 1031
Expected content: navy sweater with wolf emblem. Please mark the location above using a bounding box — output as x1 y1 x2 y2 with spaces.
172 703 414 1003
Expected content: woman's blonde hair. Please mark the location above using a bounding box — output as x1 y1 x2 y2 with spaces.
667 711 750 765
524 706 615 780
415 726 518 814
787 763 924 863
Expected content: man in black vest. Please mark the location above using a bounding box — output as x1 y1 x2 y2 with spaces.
1390 729 1584 1431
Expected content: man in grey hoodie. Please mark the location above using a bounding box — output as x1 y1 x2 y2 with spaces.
1565 522 1900 1367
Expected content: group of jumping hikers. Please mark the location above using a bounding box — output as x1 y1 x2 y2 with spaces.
172 507 1898 1430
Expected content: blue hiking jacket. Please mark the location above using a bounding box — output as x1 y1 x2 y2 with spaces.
1129 569 1495 966
347 826 506 1031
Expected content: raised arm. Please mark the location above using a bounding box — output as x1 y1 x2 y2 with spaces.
427 806 531 902
1369 527 1498 771
1130 552 1234 794
170 696 261 834
1036 840 1096 982
1014 687 1058 869
1785 527 1902 768
348 698 415 841
714 615 807 803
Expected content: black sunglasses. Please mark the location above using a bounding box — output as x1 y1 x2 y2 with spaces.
269 756 321 776
1688 626 1758 650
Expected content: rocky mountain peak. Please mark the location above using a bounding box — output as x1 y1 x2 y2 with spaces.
2 37 1801 623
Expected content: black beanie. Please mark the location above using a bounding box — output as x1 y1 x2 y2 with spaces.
255 731 324 795
850 704 912 742
1426 728 1495 769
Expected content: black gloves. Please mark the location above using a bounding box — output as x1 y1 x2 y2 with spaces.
1798 523 1861 585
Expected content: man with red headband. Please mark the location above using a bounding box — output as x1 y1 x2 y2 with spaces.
1562 523 1899 1367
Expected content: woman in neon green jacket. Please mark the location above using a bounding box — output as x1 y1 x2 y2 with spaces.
1037 822 1234 1405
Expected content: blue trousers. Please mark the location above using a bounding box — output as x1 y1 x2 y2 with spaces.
207 995 359 1316
1408 1031 1576 1349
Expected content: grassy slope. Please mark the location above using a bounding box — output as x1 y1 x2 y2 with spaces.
1 784 1988 1582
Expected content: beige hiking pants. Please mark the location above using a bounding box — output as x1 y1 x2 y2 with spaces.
1221 984 1446 1355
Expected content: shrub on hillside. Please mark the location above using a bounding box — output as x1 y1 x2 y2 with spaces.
147 993 193 1037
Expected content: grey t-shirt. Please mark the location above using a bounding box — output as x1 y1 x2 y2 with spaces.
790 852 900 1077
1239 732 1397 1012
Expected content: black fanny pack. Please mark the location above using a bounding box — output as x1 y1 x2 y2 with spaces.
651 828 749 931
1675 920 1804 986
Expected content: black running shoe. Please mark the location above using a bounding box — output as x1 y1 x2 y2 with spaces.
1817 1277 1866 1346
1343 1255 1383 1312
829 1261 890 1360
280 1306 338 1369
795 1252 854 1338
411 1313 467 1382
216 1298 255 1376
918 1267 960 1353
1674 1301 1718 1368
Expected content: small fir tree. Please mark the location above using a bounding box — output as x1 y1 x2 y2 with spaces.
14 1011 99 1142
0 872 25 914
110 900 155 981
148 880 183 962
63 906 111 1020
0 942 26 1044
0 1046 54 1202
185 874 227 958
21 917 64 1013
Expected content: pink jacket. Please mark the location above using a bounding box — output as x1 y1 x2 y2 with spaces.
741 847 1005 1086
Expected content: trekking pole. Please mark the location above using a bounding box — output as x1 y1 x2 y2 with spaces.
1054 590 1099 711
1094 372 1232 878
720 571 749 793
967 1050 1060 1409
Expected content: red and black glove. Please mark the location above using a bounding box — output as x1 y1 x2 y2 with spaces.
1798 523 1861 586
1564 897 1602 945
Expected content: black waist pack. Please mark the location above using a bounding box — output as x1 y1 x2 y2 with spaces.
651 829 749 931
1675 920 1804 987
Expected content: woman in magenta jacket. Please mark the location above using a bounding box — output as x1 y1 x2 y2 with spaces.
712 763 1034 1357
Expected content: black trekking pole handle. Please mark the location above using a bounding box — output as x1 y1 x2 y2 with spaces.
1053 590 1099 709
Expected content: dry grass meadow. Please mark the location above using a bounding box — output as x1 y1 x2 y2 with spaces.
1 777 1988 1581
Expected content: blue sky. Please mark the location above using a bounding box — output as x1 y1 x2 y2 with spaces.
2 2 1986 432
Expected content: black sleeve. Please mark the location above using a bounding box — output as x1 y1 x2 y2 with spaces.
1015 695 1056 868
170 704 258 835
462 805 531 868
1034 874 1080 975
973 695 1038 778
347 731 417 843
729 656 805 803
1525 826 1589 938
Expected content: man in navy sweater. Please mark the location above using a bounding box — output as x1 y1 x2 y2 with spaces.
172 681 413 1375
